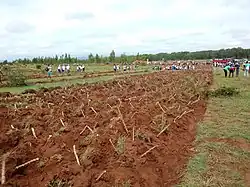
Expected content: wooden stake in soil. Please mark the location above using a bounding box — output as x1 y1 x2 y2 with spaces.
130 112 138 119
60 119 65 127
80 125 94 135
120 117 129 134
129 102 135 109
11 125 18 130
109 139 117 152
117 107 129 134
157 124 171 137
90 107 97 116
156 102 165 113
140 145 158 158
132 127 135 141
179 109 194 120
15 158 39 170
96 170 107 181
107 104 112 109
73 145 81 166
1 155 6 185
80 110 85 118
190 95 200 105
31 127 37 139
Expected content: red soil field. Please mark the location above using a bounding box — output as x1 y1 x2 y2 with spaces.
0 70 212 187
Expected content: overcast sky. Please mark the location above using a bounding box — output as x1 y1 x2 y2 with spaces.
1 0 250 60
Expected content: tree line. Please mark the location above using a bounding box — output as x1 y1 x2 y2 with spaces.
2 47 250 64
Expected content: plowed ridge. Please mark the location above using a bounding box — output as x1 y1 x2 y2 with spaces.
0 70 212 187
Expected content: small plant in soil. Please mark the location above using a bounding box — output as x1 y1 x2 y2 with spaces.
37 160 46 168
47 177 72 187
114 180 131 187
122 180 131 187
116 136 125 155
136 130 152 143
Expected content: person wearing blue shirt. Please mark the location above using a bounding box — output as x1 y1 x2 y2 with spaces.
243 62 250 77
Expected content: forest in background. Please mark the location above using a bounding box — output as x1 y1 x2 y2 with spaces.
1 47 250 64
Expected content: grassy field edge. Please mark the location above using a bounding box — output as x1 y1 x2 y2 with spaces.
178 69 250 187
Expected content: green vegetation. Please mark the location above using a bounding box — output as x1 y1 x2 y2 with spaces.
47 177 72 187
208 86 239 97
7 70 27 86
116 136 125 155
179 69 250 187
0 70 152 94
2 47 250 65
0 75 113 93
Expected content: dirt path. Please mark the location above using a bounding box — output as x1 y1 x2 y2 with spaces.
0 70 211 187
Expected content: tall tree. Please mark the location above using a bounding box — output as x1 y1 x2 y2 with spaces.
95 54 101 63
109 50 116 63
120 53 127 63
88 53 94 63
136 52 140 60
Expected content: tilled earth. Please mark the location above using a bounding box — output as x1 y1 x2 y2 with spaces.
0 70 212 187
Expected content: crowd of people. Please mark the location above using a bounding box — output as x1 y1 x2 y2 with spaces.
152 63 197 71
45 64 86 78
113 64 137 72
222 61 250 77
57 64 71 73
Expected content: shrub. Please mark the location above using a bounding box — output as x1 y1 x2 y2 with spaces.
36 64 42 69
22 89 37 94
208 86 239 97
7 70 27 87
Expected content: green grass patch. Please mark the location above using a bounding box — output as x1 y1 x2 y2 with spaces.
0 71 152 94
179 68 250 187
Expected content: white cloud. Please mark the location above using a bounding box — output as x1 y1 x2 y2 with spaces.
0 0 250 60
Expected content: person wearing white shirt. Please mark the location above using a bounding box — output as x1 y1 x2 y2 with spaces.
57 65 61 73
66 64 70 73
62 64 65 73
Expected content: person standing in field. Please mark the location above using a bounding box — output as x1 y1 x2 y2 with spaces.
123 64 127 72
62 64 65 73
66 64 70 73
243 62 250 77
229 64 235 78
47 65 52 78
57 64 61 74
76 65 80 72
82 64 85 72
235 62 240 77
223 64 230 77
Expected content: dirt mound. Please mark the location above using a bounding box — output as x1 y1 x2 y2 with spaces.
0 70 212 187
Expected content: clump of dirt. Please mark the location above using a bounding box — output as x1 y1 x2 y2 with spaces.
0 69 212 187
0 92 12 97
22 89 37 94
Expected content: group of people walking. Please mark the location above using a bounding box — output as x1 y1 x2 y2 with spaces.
223 61 250 77
57 64 71 73
45 64 86 78
76 64 85 72
113 64 136 72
